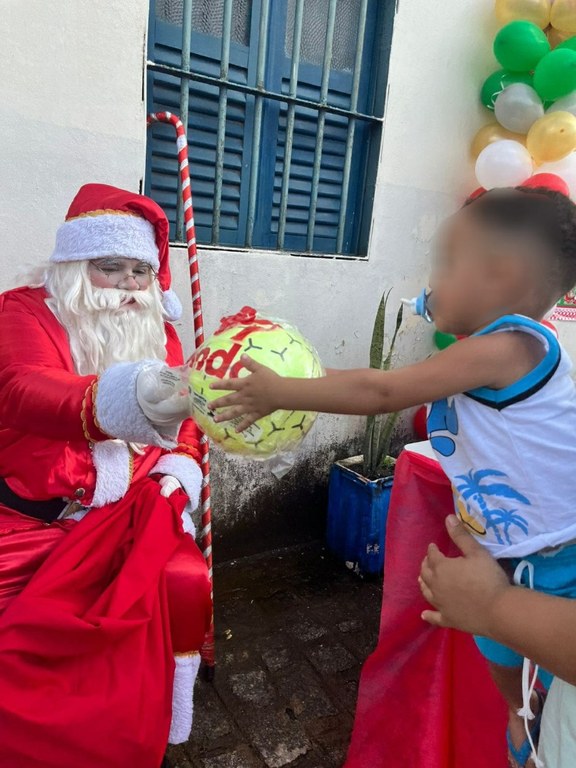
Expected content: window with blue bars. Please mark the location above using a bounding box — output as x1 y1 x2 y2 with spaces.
146 0 394 256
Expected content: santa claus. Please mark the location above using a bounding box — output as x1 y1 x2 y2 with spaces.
0 184 212 768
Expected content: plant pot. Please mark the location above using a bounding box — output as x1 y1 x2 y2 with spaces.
326 455 394 576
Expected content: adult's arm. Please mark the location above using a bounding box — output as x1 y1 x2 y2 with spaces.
0 293 175 447
420 516 576 686
0 296 104 441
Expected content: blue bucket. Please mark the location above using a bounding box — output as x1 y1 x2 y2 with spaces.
326 457 393 576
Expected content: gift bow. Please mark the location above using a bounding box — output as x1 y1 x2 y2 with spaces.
214 306 280 342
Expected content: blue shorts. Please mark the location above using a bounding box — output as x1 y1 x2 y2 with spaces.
474 541 576 685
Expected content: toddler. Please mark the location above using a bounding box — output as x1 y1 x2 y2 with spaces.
209 188 576 768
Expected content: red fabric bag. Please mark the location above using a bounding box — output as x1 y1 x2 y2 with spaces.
345 450 508 768
0 478 189 768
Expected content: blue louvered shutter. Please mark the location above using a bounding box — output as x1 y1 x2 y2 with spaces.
252 0 381 254
146 12 255 246
147 0 387 255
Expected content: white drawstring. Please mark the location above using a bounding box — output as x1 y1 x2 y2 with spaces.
513 560 545 768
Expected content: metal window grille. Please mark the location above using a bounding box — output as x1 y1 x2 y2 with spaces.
146 0 394 256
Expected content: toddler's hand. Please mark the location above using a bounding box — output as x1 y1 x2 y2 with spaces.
419 515 511 636
208 355 280 432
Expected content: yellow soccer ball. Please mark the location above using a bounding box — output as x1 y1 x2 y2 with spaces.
188 307 324 458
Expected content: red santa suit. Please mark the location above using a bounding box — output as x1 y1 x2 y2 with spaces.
0 185 212 768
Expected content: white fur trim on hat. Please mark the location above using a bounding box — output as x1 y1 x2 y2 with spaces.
168 653 201 744
161 288 183 322
50 213 160 269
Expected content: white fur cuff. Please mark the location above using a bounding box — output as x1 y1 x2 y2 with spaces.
151 454 202 511
96 361 175 449
91 440 131 507
168 653 201 745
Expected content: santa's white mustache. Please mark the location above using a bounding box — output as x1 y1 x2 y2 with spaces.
89 287 156 312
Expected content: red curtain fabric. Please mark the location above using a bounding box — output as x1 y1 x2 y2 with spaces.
345 450 508 768
0 478 197 768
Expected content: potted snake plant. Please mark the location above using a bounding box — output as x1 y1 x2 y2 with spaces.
326 290 403 575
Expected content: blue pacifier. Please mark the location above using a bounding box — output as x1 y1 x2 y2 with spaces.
401 289 433 323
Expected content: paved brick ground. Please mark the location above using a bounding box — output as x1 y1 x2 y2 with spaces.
165 543 383 768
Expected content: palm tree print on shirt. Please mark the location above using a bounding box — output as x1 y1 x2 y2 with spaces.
428 398 459 457
455 469 531 546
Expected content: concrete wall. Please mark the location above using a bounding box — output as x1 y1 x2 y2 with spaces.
1 0 574 558
0 0 148 278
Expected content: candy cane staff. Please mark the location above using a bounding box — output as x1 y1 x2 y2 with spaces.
147 111 215 676
0 183 211 768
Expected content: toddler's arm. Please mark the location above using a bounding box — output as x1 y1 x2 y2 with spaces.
420 517 576 686
210 330 543 431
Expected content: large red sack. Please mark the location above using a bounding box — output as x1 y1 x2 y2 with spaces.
345 450 508 768
0 478 188 768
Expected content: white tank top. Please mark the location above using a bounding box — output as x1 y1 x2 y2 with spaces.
429 314 576 558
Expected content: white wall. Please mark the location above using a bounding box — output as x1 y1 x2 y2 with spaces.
0 0 148 284
2 0 574 550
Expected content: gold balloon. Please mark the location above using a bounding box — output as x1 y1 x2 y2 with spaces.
495 0 551 29
551 0 576 35
471 123 527 159
547 25 572 48
527 111 576 163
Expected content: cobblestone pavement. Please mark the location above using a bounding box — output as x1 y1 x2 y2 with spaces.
165 542 383 768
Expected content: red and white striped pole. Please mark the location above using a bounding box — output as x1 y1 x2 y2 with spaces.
147 111 215 676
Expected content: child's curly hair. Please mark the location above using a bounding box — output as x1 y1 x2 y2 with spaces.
464 186 576 297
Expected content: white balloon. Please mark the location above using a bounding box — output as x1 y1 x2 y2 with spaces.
538 152 576 198
494 84 544 134
475 140 534 189
547 91 576 118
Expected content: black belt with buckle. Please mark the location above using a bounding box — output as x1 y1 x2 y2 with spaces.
0 478 66 523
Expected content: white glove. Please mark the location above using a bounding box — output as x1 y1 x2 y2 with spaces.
159 475 196 536
159 474 182 498
136 365 190 438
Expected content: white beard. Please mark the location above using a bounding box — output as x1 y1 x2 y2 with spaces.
39 262 167 375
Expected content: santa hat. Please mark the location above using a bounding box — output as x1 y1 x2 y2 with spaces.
50 183 182 321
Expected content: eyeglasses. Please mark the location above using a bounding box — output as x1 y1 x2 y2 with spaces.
89 259 156 287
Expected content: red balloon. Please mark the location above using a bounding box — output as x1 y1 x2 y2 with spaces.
467 186 486 202
521 173 570 196
413 406 428 441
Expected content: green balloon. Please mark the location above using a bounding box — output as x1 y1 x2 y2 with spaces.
534 49 576 102
493 21 550 73
434 331 457 350
480 69 534 110
558 37 576 53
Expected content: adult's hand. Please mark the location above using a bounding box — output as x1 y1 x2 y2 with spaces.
158 475 196 536
159 475 182 498
136 365 190 437
419 515 511 636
